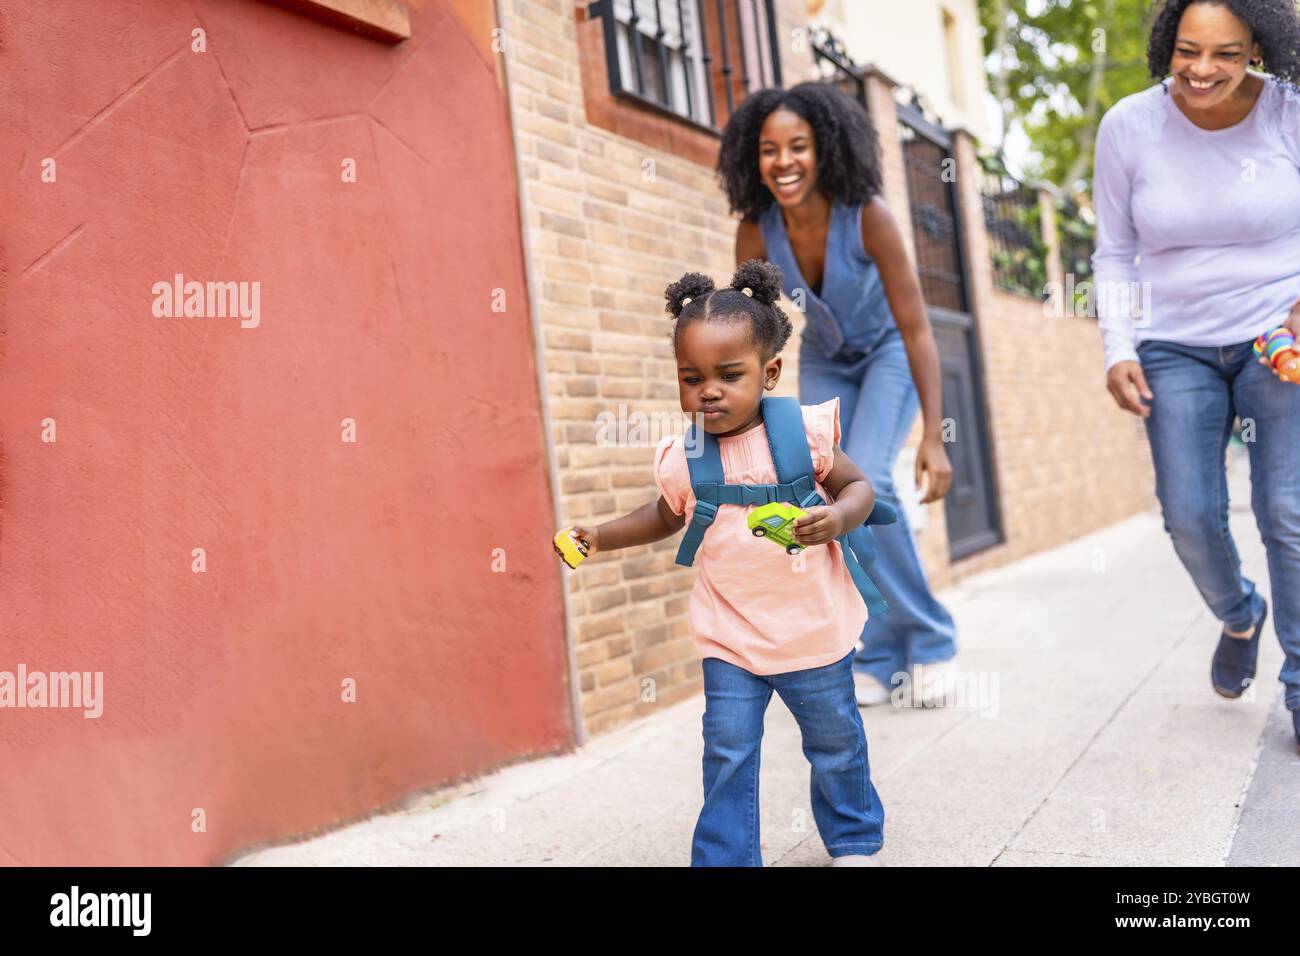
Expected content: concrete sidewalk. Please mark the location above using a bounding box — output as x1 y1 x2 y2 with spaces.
234 452 1299 866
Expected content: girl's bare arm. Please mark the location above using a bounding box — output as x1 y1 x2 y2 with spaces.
791 443 876 546
567 496 685 556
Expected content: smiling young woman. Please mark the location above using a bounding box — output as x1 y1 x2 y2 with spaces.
1092 0 1300 748
716 82 959 709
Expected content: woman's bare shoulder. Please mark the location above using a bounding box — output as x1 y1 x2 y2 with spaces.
859 195 905 257
859 195 897 230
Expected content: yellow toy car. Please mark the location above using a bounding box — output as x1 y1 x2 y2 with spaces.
553 528 590 569
747 502 809 555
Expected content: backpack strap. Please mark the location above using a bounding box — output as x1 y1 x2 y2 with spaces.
838 527 889 617
670 397 894 617
760 396 824 507
764 395 900 529
760 397 891 613
865 500 899 525
673 420 724 568
674 397 814 568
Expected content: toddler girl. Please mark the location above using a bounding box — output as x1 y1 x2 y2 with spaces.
559 259 886 867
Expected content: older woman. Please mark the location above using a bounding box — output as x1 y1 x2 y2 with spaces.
1092 0 1300 748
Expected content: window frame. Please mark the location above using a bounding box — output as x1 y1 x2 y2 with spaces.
587 0 783 133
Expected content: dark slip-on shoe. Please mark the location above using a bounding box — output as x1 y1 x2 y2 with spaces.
1211 600 1267 699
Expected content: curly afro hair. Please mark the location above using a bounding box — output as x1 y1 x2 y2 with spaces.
716 82 884 223
1147 0 1300 87
663 259 793 361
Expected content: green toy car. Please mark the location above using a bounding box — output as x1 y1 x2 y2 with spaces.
747 502 809 555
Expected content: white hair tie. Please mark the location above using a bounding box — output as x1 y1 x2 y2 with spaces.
741 287 753 297
681 296 693 307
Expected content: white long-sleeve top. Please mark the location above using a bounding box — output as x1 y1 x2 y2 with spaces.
1090 73 1300 371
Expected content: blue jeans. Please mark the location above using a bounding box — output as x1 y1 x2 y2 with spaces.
1138 338 1300 711
798 328 959 689
691 650 885 866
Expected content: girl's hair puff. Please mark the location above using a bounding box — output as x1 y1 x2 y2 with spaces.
664 259 793 360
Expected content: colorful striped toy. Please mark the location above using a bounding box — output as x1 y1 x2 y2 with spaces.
1253 327 1300 384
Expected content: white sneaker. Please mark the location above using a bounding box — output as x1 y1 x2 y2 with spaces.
832 854 884 867
911 659 957 707
854 671 892 707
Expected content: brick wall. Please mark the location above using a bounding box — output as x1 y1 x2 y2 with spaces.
501 0 1155 738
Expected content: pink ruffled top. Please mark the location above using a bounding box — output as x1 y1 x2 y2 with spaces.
654 398 867 676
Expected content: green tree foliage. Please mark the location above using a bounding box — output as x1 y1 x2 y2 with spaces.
979 0 1157 195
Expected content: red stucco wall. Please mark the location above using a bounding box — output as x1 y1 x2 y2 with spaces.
0 0 573 865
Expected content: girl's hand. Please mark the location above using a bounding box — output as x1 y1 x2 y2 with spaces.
915 436 953 504
792 505 845 546
566 525 600 556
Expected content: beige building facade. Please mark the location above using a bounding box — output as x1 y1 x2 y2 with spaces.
811 0 991 141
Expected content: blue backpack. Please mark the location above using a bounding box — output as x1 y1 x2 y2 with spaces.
672 395 897 617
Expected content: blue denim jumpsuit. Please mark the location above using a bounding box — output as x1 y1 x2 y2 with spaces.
758 197 958 689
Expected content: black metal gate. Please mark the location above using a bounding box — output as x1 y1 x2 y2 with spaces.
896 101 1002 560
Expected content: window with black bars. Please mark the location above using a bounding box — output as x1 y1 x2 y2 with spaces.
589 0 782 130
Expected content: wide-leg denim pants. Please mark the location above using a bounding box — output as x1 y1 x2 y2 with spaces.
691 649 885 866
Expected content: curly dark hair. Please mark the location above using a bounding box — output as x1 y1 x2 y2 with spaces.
716 82 884 223
1147 0 1300 87
663 259 793 361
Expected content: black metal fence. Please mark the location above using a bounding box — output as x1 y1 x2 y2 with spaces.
589 0 782 130
809 26 869 114
979 157 1048 299
1055 197 1094 288
976 158 1101 315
